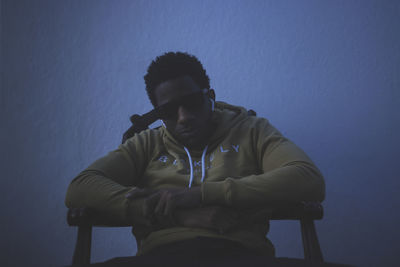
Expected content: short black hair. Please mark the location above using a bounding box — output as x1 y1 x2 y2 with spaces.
144 52 210 107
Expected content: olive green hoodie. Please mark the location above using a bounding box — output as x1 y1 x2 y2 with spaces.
65 101 325 255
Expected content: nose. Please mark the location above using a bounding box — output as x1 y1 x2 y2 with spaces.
177 105 195 125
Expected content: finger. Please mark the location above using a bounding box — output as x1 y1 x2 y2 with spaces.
164 194 176 216
70 209 78 218
155 192 173 227
143 192 162 218
126 188 152 199
168 210 177 226
154 191 168 216
79 208 86 217
126 188 155 199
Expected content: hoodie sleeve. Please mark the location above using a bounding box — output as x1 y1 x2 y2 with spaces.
202 119 325 207
65 133 151 226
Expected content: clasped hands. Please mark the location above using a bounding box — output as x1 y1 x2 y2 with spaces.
126 187 238 234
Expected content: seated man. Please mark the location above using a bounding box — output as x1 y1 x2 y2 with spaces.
65 52 325 260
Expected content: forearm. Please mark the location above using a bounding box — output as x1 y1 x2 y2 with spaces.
202 161 325 208
65 139 149 225
200 128 326 208
65 170 150 226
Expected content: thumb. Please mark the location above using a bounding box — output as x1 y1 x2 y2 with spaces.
125 188 156 199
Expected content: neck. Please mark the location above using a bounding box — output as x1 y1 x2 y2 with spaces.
186 120 217 150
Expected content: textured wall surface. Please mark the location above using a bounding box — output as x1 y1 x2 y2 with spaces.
2 0 399 266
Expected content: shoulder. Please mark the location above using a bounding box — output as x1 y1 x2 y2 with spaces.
237 112 280 136
216 101 273 128
120 127 164 155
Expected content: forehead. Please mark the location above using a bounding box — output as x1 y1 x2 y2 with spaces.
154 76 202 106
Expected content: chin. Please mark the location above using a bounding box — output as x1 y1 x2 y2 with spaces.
180 136 202 149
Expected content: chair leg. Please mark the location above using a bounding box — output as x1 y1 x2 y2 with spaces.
300 218 324 263
72 225 92 266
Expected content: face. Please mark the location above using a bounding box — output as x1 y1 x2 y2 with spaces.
154 76 215 149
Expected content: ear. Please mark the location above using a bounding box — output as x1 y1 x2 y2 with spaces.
208 89 216 101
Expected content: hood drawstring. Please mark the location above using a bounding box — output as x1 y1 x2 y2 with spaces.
200 145 208 183
183 145 209 188
183 147 194 188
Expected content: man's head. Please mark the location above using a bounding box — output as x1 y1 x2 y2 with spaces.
144 52 216 149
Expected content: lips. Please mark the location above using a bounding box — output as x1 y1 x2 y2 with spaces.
178 128 198 137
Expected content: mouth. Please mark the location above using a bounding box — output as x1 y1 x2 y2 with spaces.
178 128 199 138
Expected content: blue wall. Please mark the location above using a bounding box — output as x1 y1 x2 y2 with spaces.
2 1 399 266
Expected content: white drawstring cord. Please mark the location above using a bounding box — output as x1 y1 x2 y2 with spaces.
183 145 209 187
201 145 208 183
183 146 194 188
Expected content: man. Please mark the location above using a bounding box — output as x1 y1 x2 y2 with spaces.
65 52 325 260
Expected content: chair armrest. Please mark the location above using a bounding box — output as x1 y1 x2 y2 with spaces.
67 208 131 265
67 207 131 227
265 201 324 263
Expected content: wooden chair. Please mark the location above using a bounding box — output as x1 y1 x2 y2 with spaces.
67 202 324 266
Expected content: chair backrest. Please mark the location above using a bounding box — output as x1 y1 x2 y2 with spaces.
122 111 159 144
